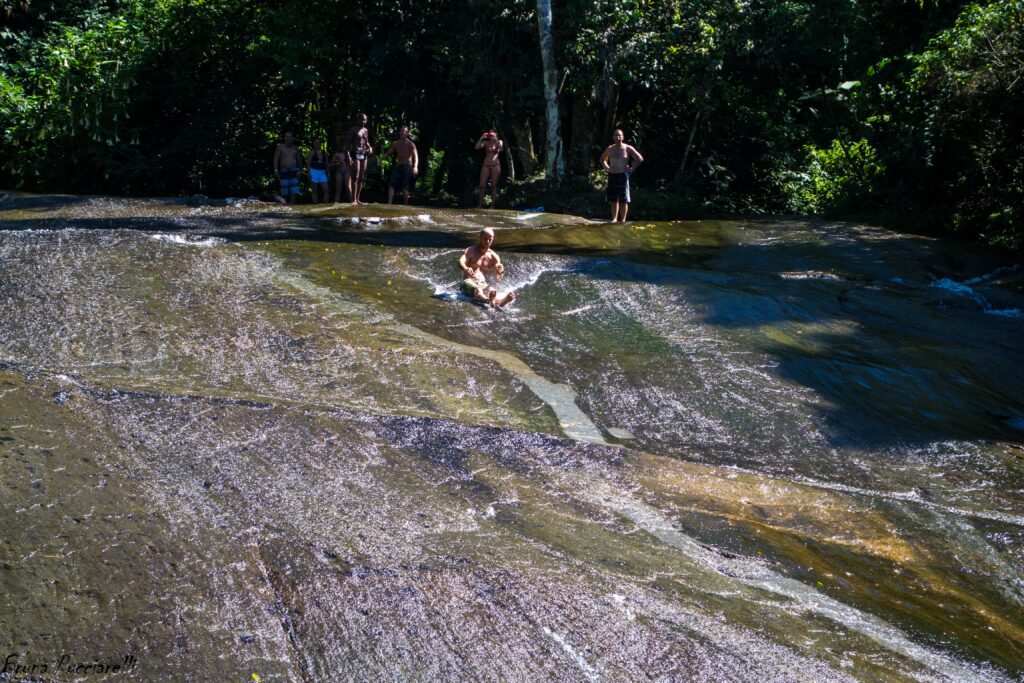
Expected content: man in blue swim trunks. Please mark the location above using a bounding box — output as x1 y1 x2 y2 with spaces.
380 125 419 205
599 129 644 222
273 131 304 204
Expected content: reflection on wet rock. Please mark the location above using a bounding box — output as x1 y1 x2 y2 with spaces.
1 195 1022 680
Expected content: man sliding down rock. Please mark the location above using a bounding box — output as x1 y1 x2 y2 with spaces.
457 228 516 308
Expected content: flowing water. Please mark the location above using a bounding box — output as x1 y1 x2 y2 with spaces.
1 193 1022 682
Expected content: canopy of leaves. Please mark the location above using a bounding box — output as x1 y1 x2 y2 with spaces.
0 0 1019 247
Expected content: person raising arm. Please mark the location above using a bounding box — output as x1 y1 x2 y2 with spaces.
475 130 504 209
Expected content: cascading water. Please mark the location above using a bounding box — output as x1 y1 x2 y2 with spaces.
1 193 1022 681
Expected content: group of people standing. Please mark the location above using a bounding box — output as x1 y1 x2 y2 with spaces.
273 113 417 206
273 115 644 224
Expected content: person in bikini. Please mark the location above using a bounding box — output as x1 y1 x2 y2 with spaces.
273 131 304 204
331 134 352 203
344 113 373 204
306 138 329 204
457 228 516 308
380 125 419 205
599 128 644 222
475 129 503 208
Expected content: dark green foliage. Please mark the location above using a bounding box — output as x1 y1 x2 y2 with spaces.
0 0 1019 247
904 1 1023 247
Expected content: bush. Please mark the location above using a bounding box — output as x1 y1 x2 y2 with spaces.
0 8 160 193
786 138 884 214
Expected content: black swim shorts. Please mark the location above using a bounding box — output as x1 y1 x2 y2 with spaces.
389 163 414 191
607 172 631 203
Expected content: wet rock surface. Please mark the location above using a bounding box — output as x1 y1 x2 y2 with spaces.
1 195 1022 681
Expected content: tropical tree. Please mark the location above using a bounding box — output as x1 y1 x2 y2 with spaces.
536 0 565 182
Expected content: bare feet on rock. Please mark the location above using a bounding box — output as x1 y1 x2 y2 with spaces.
493 291 516 308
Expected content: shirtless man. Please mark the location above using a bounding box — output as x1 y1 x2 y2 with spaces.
273 131 304 204
457 228 516 308
475 130 503 208
344 113 373 204
380 126 419 205
599 129 644 222
331 134 352 203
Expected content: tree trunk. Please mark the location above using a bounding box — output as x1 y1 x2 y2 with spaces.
501 116 539 177
569 93 595 177
536 0 565 182
676 106 703 180
505 145 516 181
602 84 619 142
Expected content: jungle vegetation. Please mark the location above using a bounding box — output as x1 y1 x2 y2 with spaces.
1 0 1021 247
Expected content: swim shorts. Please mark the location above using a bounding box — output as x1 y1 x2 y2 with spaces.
606 172 630 203
279 167 300 196
310 168 328 184
459 278 487 297
389 163 414 191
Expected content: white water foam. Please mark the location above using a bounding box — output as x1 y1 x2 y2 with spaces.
150 233 227 248
496 257 609 297
404 250 590 307
223 197 262 208
932 278 976 297
931 278 1023 318
964 266 1019 285
986 307 1023 318
561 304 599 317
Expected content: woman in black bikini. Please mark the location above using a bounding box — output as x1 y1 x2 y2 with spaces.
475 129 503 208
